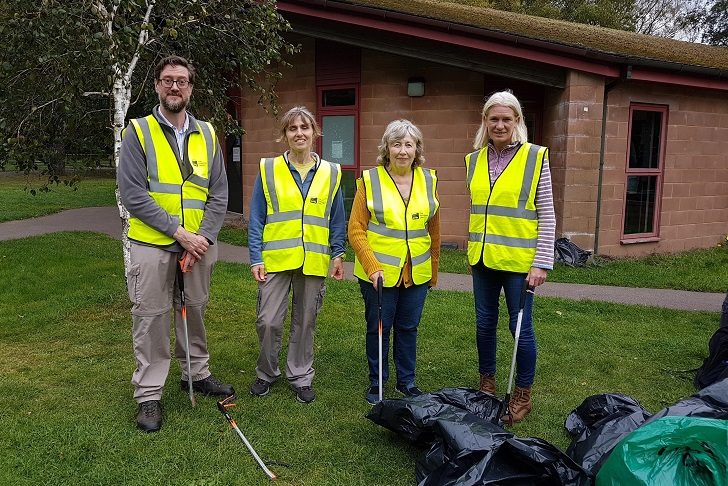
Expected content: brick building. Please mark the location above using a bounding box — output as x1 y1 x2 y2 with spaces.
227 0 728 257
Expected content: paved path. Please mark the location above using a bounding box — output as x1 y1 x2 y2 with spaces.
1 206 724 312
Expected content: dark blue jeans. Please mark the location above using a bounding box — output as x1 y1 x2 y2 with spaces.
359 279 429 388
472 264 537 388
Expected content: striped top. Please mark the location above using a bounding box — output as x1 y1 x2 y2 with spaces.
487 142 555 270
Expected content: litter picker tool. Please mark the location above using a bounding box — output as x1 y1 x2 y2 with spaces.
499 279 535 426
377 275 384 402
178 252 196 407
217 395 277 481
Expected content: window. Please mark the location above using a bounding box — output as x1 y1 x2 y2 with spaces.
318 86 359 215
315 40 361 216
622 104 668 240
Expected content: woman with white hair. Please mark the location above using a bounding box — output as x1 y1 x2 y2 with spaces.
349 119 440 405
465 91 555 423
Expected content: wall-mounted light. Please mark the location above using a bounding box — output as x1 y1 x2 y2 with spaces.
407 77 425 97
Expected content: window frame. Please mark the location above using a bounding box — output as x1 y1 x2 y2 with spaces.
316 84 360 171
620 103 669 243
316 84 360 216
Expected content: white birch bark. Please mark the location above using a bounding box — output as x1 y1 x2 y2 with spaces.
96 0 155 274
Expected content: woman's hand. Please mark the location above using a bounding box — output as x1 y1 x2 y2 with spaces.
251 264 267 282
526 267 547 287
369 270 384 289
331 257 344 281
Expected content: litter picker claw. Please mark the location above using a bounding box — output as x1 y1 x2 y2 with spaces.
217 395 277 481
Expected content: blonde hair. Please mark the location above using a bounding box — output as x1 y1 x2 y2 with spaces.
376 119 425 168
472 90 528 149
277 106 322 143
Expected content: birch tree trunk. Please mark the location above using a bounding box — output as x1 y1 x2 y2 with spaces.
99 0 155 274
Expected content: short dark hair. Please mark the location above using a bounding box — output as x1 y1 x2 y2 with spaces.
155 55 196 85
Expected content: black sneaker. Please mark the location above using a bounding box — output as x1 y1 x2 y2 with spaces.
294 385 316 404
136 400 162 433
366 386 381 405
180 374 235 398
396 384 423 397
250 378 271 397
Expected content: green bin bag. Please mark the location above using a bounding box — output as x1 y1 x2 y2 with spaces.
596 416 728 486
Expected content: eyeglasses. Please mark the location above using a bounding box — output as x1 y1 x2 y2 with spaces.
158 78 191 88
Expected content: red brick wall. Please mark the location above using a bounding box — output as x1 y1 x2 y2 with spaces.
238 34 728 258
239 36 317 217
599 81 728 256
543 71 604 252
239 36 483 247
360 50 482 247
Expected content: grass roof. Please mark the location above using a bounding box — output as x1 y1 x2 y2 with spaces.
335 0 728 73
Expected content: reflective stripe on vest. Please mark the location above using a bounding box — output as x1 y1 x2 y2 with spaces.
260 155 341 276
465 143 545 272
128 115 214 245
353 166 439 287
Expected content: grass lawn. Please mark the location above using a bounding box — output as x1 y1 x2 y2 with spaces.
0 232 719 485
0 174 117 222
218 227 728 293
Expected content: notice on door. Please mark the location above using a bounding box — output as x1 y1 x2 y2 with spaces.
331 141 343 159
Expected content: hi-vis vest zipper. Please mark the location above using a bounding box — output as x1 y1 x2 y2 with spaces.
465 143 546 273
353 166 439 287
128 115 215 245
260 155 341 276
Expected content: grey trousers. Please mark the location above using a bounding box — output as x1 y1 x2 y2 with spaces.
127 243 217 402
255 269 326 388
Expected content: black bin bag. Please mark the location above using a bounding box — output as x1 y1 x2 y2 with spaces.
564 394 652 476
564 378 728 480
367 388 590 485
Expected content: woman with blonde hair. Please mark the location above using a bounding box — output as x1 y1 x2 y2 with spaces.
465 91 555 423
349 119 440 405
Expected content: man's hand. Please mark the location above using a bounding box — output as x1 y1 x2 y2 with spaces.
330 257 344 281
527 267 548 287
369 270 384 289
251 264 267 282
173 226 209 260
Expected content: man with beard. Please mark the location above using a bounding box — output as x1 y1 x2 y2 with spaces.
118 55 233 432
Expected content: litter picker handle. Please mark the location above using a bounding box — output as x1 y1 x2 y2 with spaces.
377 275 383 302
179 251 194 273
519 279 535 310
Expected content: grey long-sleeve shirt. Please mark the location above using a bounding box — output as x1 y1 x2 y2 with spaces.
118 105 228 252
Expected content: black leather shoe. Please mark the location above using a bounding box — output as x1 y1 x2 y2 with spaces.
180 374 235 398
136 400 162 432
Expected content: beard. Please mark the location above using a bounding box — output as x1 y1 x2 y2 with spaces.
160 94 187 114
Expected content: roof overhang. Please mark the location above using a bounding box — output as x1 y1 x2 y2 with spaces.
278 0 728 92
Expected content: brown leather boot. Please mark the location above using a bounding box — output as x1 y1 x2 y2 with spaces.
479 374 496 394
508 386 532 423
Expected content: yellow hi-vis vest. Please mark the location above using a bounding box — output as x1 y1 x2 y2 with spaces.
127 114 215 246
260 155 341 276
465 143 547 272
353 166 439 287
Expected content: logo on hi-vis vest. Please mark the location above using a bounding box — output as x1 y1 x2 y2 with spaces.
411 213 421 220
309 197 319 204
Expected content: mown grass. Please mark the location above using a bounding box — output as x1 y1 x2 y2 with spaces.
0 174 117 222
217 227 728 293
0 232 719 485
